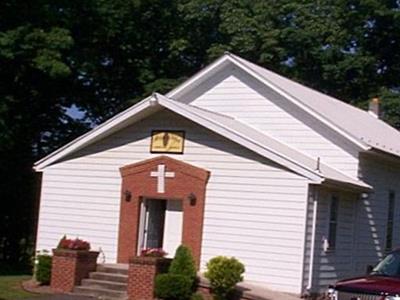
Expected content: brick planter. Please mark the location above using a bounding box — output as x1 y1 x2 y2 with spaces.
127 256 172 300
50 249 99 293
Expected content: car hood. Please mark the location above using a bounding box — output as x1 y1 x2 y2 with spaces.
335 275 400 295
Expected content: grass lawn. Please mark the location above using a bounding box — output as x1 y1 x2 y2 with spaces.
0 275 37 300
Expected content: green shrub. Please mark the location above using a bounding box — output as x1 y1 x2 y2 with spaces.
204 256 245 300
155 273 192 300
35 254 52 285
169 245 197 282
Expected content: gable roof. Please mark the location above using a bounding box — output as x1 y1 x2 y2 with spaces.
34 93 371 191
157 95 370 190
168 53 400 157
229 54 400 157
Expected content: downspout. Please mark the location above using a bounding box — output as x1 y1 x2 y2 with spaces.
307 187 319 292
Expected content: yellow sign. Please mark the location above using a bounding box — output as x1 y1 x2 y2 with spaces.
150 131 185 154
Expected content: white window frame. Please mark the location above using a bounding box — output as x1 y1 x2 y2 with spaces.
327 194 339 251
385 190 395 251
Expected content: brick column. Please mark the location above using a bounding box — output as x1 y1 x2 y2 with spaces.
51 249 99 293
127 256 171 300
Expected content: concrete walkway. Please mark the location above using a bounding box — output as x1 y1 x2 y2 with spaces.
22 279 94 300
237 281 302 300
22 276 302 300
198 275 302 300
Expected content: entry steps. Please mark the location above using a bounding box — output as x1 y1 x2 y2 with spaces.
72 264 128 300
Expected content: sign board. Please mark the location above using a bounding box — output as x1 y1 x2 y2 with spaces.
150 131 185 154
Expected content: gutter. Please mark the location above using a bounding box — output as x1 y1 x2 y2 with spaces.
307 186 319 292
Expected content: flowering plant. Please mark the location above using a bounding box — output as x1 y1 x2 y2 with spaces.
140 248 167 258
57 235 91 251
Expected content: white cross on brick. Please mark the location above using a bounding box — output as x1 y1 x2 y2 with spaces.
150 164 175 193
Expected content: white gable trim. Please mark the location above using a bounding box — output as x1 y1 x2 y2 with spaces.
167 54 231 99
35 94 321 181
35 92 371 190
168 54 369 151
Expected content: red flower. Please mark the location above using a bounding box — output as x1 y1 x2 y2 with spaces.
57 236 91 251
140 248 167 257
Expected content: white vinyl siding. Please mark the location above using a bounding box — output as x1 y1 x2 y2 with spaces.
302 156 400 294
187 67 359 178
35 110 309 294
327 195 339 250
353 155 400 273
302 187 358 293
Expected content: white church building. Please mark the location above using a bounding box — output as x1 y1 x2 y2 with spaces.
34 53 400 295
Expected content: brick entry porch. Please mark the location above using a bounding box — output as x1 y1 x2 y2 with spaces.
117 156 210 266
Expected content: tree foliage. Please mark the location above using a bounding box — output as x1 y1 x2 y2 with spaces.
0 0 399 268
169 245 197 283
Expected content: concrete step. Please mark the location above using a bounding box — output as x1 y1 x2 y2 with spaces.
97 297 128 300
89 272 128 283
73 286 128 299
81 278 127 291
96 264 129 275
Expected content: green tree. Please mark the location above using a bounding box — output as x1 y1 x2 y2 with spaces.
0 2 83 267
177 0 400 122
1 0 399 270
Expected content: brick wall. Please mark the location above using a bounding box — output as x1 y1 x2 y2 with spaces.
118 156 210 267
127 256 171 300
50 249 99 292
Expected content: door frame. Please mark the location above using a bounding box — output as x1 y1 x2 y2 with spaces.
137 197 168 255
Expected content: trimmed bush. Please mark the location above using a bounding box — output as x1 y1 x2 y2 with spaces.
36 254 52 285
204 256 245 300
155 273 192 300
169 245 197 282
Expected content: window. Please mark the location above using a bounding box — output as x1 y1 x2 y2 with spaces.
328 195 339 250
386 191 396 251
372 251 400 277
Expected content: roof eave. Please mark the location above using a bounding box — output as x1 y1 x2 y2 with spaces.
318 178 373 193
361 147 400 163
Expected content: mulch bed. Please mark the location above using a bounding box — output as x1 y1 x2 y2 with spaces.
22 279 55 294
